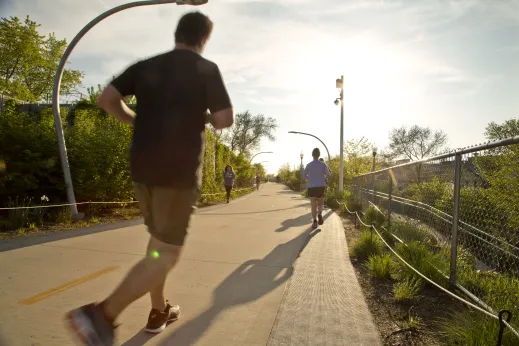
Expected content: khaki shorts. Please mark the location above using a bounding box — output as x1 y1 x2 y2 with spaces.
134 183 199 246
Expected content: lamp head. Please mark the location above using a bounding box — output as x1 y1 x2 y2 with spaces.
334 99 340 106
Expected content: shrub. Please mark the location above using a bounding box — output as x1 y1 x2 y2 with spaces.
352 230 382 260
394 277 423 302
365 253 393 279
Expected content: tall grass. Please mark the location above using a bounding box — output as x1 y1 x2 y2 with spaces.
393 241 448 286
365 253 393 279
352 230 382 260
394 277 423 302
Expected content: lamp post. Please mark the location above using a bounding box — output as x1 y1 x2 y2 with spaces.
51 0 208 218
335 75 344 192
249 151 273 163
371 146 377 202
300 151 304 192
288 131 331 165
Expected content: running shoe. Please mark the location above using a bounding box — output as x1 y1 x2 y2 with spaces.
66 303 115 346
318 213 324 225
144 302 181 334
312 219 318 229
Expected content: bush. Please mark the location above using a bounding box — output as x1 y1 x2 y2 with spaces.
394 277 423 302
352 230 383 260
0 104 258 231
365 253 393 279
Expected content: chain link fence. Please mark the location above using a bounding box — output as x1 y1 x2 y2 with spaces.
351 137 519 337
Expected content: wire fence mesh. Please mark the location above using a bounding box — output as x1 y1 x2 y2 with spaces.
351 140 519 337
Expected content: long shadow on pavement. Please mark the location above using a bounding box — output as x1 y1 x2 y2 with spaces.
199 203 308 216
122 228 321 346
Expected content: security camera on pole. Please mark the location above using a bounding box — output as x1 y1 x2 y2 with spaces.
334 76 344 192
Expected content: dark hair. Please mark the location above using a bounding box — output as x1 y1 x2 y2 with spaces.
225 165 233 173
175 11 213 47
312 148 320 159
319 158 324 162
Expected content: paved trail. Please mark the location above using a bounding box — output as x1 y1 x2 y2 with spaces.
0 183 380 346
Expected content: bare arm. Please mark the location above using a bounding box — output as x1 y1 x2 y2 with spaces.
98 85 136 126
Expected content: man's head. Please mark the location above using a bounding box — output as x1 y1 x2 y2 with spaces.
312 148 320 159
175 11 213 54
319 158 324 162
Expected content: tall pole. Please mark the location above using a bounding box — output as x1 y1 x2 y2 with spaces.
51 0 208 218
339 75 345 192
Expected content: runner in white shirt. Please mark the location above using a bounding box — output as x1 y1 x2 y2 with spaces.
304 148 331 228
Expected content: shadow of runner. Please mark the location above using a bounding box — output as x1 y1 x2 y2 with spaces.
129 229 321 346
275 213 312 232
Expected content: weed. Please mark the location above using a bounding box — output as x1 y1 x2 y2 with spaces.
365 253 393 279
404 312 423 330
352 231 382 260
53 207 72 224
90 217 101 224
394 277 423 302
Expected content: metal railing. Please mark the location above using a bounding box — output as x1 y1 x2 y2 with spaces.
350 136 519 340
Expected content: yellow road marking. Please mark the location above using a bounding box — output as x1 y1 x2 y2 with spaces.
19 266 119 305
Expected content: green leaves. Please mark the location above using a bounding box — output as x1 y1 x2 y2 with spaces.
0 15 83 102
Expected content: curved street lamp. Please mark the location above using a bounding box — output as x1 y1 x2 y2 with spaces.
249 151 273 163
52 0 209 217
288 131 331 165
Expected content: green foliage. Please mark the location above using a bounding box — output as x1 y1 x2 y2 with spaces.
364 205 386 229
0 104 257 231
400 176 452 210
352 230 382 260
0 16 83 102
393 277 423 302
441 310 517 346
365 253 393 279
394 242 448 285
390 220 437 246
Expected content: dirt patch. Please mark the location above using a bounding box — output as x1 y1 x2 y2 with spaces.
340 212 463 346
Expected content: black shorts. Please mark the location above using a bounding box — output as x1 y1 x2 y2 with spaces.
225 185 233 193
307 187 326 198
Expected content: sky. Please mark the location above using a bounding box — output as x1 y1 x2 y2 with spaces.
2 0 519 174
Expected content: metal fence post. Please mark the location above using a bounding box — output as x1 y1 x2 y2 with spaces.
387 173 392 228
450 153 462 287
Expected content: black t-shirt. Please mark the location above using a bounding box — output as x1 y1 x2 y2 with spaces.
111 49 232 188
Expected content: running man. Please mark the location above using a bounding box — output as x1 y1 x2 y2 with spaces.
304 148 331 228
65 12 234 345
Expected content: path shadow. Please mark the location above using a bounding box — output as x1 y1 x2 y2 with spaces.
0 218 143 252
275 210 333 233
275 213 312 232
199 203 308 216
122 229 321 346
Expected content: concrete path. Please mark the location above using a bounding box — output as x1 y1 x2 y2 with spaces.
0 183 380 346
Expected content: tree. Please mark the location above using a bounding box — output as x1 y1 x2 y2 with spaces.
224 111 277 157
253 163 266 179
0 16 83 102
388 125 448 161
484 119 519 141
344 137 375 177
